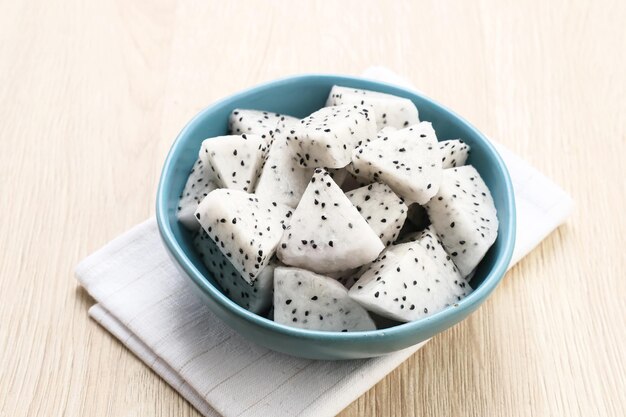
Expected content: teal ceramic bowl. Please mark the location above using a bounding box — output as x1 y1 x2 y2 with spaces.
156 74 516 360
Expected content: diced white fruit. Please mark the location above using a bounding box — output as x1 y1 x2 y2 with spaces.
326 86 420 130
390 226 469 296
351 122 443 204
425 166 498 277
195 189 292 283
254 136 314 208
349 245 467 322
199 134 267 192
277 168 384 273
411 226 468 293
285 105 377 168
194 230 274 313
273 267 376 331
439 139 470 169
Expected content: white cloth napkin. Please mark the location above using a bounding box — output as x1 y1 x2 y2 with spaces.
76 69 573 417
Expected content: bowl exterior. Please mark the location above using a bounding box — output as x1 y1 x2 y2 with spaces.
156 74 516 360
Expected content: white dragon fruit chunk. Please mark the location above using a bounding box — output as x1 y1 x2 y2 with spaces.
277 168 384 274
413 226 470 294
425 166 498 277
391 226 470 297
346 183 408 246
439 139 470 169
195 189 292 283
331 241 404 291
349 244 467 322
273 267 376 332
326 86 419 130
254 136 314 208
194 230 274 313
177 157 219 230
228 109 299 144
350 122 443 204
199 134 267 192
284 105 377 169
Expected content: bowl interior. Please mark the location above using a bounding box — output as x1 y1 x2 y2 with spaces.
158 74 515 336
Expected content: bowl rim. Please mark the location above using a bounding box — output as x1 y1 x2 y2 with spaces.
156 73 516 342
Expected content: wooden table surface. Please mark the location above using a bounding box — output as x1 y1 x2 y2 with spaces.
1 0 624 416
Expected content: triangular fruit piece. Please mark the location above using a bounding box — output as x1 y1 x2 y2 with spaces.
439 139 470 169
200 134 267 192
277 168 384 273
349 244 467 322
390 226 470 297
346 183 408 246
425 166 498 277
351 122 443 204
254 136 314 208
273 267 375 331
194 230 274 313
195 189 292 283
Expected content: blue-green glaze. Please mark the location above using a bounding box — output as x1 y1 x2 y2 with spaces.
156 74 516 360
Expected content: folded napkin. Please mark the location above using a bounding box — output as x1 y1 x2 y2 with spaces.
76 69 573 417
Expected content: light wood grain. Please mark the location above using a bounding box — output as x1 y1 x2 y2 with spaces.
1 0 624 416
